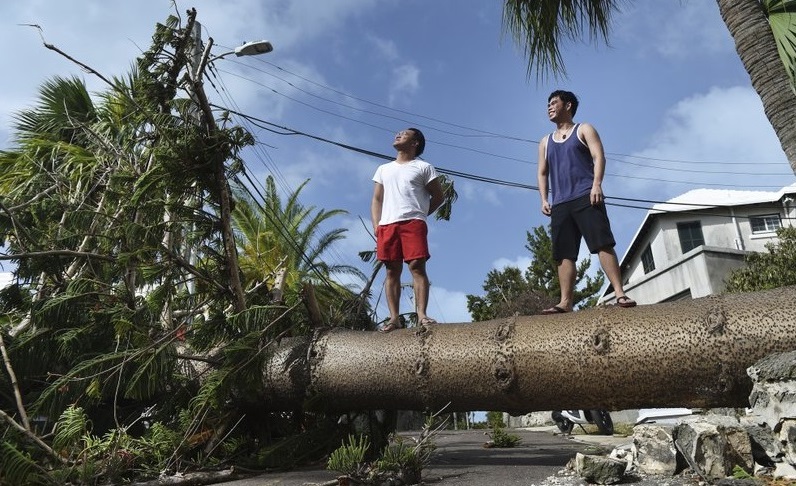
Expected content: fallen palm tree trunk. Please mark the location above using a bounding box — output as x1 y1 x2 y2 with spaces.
261 286 796 413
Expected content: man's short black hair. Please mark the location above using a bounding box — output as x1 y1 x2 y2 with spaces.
407 127 425 156
548 90 579 116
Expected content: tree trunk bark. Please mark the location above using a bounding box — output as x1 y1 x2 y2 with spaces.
260 286 796 413
718 0 796 171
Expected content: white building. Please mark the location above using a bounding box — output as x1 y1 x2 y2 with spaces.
600 183 796 305
0 272 11 289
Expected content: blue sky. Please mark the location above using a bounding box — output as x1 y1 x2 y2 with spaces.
2 0 795 324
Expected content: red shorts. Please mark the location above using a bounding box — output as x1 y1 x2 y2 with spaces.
376 219 430 262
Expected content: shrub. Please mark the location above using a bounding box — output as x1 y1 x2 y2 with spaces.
327 434 370 478
486 426 521 448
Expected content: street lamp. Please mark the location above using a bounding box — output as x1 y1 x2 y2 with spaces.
210 40 274 62
197 38 275 80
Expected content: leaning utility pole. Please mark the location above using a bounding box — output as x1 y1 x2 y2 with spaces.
188 20 246 313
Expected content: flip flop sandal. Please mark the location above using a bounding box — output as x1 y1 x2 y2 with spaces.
616 296 637 308
379 322 399 333
541 306 568 315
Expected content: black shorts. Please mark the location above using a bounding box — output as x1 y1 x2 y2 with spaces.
550 194 616 261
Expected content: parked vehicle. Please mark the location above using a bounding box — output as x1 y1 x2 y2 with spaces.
635 408 693 425
552 409 614 435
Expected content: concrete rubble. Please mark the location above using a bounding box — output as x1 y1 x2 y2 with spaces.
557 350 796 484
573 453 627 484
628 351 796 483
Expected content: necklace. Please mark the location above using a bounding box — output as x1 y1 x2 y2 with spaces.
556 125 573 140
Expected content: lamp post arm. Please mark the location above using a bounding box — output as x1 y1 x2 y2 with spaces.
194 36 215 83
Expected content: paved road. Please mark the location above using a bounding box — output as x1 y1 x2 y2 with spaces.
218 427 650 486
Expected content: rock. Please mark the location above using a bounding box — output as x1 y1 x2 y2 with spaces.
775 419 796 479
608 444 634 473
741 421 782 468
747 350 796 382
746 350 796 432
673 415 753 481
633 424 678 476
574 453 626 485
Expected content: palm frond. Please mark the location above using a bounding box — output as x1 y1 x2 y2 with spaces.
226 304 289 336
435 175 457 221
124 341 177 400
52 405 89 453
0 441 49 486
502 0 621 80
764 0 796 92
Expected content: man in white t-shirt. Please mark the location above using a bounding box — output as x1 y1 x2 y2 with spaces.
371 128 444 332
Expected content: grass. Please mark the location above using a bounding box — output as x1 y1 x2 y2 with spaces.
567 422 634 437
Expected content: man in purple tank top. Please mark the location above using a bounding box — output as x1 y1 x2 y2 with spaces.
537 90 636 314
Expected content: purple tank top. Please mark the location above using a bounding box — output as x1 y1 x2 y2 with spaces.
546 123 594 205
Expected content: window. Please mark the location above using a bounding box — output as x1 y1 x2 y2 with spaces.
677 221 704 254
750 214 781 234
641 244 655 274
662 289 692 302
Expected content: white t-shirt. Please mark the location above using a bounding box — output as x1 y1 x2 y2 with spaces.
373 159 439 225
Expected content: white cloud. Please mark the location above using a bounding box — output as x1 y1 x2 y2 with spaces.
388 64 420 106
428 286 470 324
363 281 471 326
643 86 783 162
0 0 388 147
654 2 731 59
615 86 790 201
492 256 531 271
368 35 400 62
616 1 733 60
457 180 501 206
200 0 383 52
336 217 378 260
0 272 12 289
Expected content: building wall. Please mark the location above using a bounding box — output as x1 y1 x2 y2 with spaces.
728 203 786 252
608 247 748 305
621 201 787 290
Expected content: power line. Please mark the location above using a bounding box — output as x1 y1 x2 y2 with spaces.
215 51 526 142
204 65 362 300
215 66 792 186
216 104 794 204
220 54 792 167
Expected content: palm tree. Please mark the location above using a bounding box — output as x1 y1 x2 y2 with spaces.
260 285 796 413
252 0 796 416
0 16 269 479
502 0 796 171
232 175 367 324
2 11 795 484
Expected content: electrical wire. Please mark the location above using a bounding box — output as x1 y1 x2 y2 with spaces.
203 67 356 299
201 42 796 325
217 52 793 168
213 66 792 188
214 103 796 222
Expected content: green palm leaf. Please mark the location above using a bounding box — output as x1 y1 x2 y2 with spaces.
502 0 620 79
0 441 48 485
764 0 796 91
231 175 366 322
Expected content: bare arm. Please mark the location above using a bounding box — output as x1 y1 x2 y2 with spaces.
579 123 606 205
371 182 384 234
537 135 551 216
426 177 444 216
